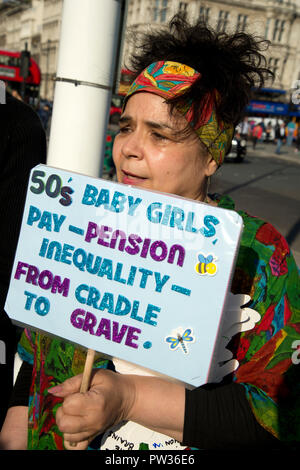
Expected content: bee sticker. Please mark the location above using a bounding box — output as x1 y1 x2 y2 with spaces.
195 253 217 276
165 327 195 354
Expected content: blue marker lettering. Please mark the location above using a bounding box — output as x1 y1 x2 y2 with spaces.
82 184 98 205
138 268 153 288
147 202 162 223
75 284 89 304
114 263 127 284
95 188 110 208
200 215 220 237
154 272 170 293
27 205 41 226
170 207 184 230
128 196 142 216
130 300 143 323
99 292 114 313
114 295 131 316
144 304 160 326
110 191 126 213
185 211 197 233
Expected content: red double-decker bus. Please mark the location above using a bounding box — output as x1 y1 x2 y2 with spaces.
0 49 41 105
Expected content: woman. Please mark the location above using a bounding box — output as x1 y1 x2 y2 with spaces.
275 122 286 155
1 15 299 451
252 122 263 149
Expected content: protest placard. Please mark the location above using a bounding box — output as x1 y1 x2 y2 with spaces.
5 164 243 386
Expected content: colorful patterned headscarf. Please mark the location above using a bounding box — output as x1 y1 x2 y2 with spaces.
124 61 234 166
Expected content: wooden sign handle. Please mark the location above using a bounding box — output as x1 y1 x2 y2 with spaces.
80 348 96 393
67 348 95 448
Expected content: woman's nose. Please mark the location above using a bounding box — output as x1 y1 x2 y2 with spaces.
121 130 144 159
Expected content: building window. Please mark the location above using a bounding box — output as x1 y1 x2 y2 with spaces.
153 0 159 21
273 19 285 42
265 18 271 39
0 35 6 47
236 14 247 32
161 0 168 22
268 57 280 77
217 10 229 32
153 0 168 22
199 6 210 23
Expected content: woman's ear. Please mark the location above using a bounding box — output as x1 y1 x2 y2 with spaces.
205 154 218 177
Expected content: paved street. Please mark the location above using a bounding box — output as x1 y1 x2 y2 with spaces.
210 141 300 266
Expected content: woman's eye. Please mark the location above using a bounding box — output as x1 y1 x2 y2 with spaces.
152 132 167 141
119 126 130 134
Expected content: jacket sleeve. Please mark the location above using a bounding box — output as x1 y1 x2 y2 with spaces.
9 359 33 408
182 382 283 449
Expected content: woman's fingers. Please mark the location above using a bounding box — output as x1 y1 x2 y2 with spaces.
56 402 99 451
56 404 88 434
48 374 84 397
64 436 90 451
56 387 107 436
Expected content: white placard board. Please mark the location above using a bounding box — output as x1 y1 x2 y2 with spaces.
5 164 244 386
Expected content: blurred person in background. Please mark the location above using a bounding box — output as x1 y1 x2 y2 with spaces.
275 121 286 155
0 89 46 432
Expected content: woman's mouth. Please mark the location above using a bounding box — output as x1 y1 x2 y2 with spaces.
121 170 147 185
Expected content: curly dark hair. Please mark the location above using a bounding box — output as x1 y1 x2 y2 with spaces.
126 13 274 127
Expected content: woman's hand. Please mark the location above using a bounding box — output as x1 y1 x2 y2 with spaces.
49 369 135 450
49 369 185 450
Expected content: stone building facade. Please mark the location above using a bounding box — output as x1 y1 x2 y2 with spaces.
0 0 63 99
124 0 300 95
0 0 299 102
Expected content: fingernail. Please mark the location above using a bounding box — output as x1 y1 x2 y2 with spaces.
48 385 63 394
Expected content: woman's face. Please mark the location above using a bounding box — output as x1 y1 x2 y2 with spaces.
113 92 217 201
